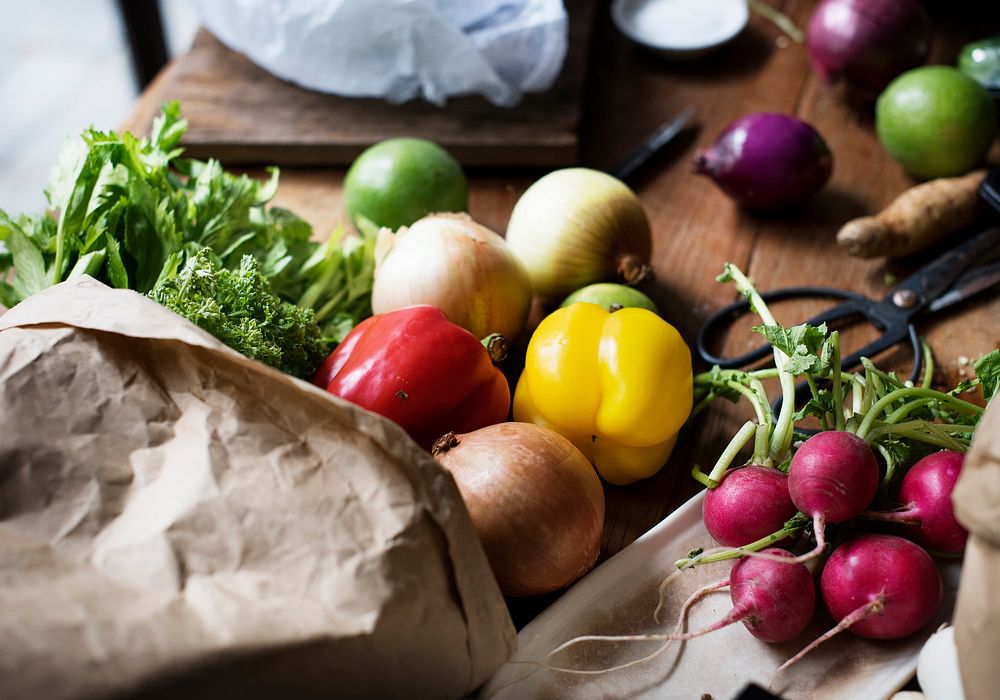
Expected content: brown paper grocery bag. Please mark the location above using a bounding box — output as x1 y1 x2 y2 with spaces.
952 398 1000 700
0 277 516 700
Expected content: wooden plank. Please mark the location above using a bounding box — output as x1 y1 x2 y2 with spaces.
121 2 597 167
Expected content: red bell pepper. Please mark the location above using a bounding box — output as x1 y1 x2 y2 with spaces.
312 305 510 449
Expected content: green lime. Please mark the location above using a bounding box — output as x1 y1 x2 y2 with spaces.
344 138 468 230
958 36 1000 91
560 283 659 314
875 66 997 179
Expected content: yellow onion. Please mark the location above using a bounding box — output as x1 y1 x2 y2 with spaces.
372 213 533 340
432 422 605 597
505 168 652 300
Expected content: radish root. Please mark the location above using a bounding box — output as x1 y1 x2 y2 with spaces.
655 545 739 622
769 593 885 688
542 577 730 675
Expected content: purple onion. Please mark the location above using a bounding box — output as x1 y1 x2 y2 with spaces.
807 0 931 97
692 113 833 211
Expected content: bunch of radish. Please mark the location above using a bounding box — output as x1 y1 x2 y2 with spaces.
669 263 995 676
685 439 957 674
538 263 995 682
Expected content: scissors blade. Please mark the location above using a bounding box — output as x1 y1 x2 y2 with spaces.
880 225 1000 314
926 260 1000 313
610 106 695 182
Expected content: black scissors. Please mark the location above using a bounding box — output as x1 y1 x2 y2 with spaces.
697 168 1000 385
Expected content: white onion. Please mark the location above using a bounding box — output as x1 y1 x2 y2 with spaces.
372 213 533 340
505 168 652 300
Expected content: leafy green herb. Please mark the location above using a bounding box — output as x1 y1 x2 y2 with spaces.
149 249 328 378
0 101 377 367
791 390 835 423
974 349 1000 401
753 322 831 376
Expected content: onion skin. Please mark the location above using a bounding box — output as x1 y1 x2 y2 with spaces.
505 168 652 301
432 422 605 597
372 213 533 340
693 113 833 210
807 0 931 98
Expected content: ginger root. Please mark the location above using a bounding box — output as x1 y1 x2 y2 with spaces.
837 169 987 258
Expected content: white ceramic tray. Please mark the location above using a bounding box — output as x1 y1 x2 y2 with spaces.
481 490 960 700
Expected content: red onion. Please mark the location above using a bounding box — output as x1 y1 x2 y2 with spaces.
807 0 931 97
692 113 833 210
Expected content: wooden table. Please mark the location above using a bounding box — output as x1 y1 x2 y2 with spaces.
125 1 999 622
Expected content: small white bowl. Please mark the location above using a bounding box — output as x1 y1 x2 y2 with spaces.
611 0 749 59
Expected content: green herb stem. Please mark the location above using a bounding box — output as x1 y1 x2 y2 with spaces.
691 465 714 489
674 515 808 569
722 264 796 462
724 380 769 426
690 392 718 422
852 375 864 415
706 420 758 486
753 423 771 466
747 368 781 380
866 421 973 451
885 398 934 425
920 339 934 389
875 442 897 490
856 387 984 441
830 332 845 431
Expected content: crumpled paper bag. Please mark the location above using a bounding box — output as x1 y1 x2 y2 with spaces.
0 277 516 700
952 398 1000 700
195 0 568 107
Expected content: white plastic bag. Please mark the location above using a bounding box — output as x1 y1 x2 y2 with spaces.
196 0 568 107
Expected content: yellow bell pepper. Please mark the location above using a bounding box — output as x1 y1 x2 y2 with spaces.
513 302 693 485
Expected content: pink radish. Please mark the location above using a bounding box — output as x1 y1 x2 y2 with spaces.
553 549 816 671
774 533 943 678
863 450 967 554
822 534 942 638
671 549 816 644
789 431 879 523
777 431 879 563
703 465 798 547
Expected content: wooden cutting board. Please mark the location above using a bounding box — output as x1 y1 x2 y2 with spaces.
123 2 597 167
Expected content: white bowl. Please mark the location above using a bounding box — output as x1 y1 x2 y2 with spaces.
611 0 749 58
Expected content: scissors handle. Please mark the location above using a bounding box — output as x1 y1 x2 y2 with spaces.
839 323 923 384
696 286 871 369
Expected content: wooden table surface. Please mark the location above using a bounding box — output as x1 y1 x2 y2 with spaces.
125 1 999 621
